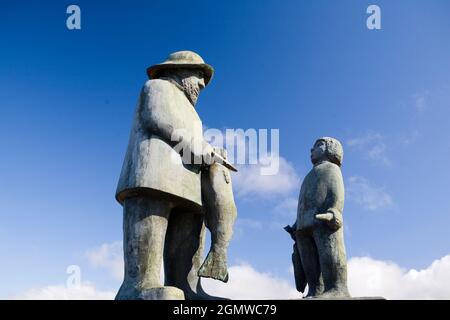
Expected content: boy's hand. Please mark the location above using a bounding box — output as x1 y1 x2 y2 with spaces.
315 212 341 230
315 213 334 222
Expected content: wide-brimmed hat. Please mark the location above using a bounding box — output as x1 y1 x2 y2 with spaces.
147 51 214 86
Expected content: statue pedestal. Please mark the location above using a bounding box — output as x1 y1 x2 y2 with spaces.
140 286 185 300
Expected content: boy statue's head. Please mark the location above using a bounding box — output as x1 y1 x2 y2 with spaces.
310 137 344 167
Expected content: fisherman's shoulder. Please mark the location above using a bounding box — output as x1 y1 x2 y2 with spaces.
143 79 178 94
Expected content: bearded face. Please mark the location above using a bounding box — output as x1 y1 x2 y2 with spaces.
179 69 205 106
181 74 203 106
159 68 205 106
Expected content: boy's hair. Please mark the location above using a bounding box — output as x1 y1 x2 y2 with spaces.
316 137 344 167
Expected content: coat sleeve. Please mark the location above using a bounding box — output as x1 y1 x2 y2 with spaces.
139 80 200 156
324 164 345 230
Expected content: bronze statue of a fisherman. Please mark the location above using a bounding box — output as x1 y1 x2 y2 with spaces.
115 51 237 300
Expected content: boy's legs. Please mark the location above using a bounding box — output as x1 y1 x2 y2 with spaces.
313 226 350 297
296 231 324 297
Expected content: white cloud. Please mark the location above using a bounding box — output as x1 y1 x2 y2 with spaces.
273 197 298 220
204 128 300 199
85 241 166 283
412 91 430 113
6 242 125 300
346 176 393 211
348 255 450 299
13 245 450 299
205 255 450 300
84 241 301 300
83 243 301 300
202 263 300 300
233 156 300 198
347 132 391 166
85 241 124 281
399 130 421 145
79 237 450 301
9 282 115 300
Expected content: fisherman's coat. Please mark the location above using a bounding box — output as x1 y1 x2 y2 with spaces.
116 79 204 210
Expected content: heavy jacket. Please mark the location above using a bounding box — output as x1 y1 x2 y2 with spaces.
116 79 204 210
296 161 344 232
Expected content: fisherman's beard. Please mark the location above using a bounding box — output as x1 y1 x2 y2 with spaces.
181 78 200 106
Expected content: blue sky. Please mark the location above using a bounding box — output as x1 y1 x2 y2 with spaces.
1 0 450 299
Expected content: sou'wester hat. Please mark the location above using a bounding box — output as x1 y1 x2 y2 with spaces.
147 50 214 86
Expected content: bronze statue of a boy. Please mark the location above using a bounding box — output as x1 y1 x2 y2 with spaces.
286 137 350 298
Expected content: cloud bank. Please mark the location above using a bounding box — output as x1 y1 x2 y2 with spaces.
348 255 450 299
346 176 393 211
10 282 115 300
85 241 124 281
11 248 450 299
202 263 299 300
347 132 391 166
233 156 300 199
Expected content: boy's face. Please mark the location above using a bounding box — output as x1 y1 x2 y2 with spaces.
310 140 327 164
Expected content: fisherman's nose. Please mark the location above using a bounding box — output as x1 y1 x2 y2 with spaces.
198 78 205 89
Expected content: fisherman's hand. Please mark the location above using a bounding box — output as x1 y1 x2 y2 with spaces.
201 141 215 167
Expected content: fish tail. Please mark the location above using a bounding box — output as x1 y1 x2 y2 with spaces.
198 250 229 283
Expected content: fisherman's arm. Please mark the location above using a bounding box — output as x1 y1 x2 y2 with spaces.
139 82 213 162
